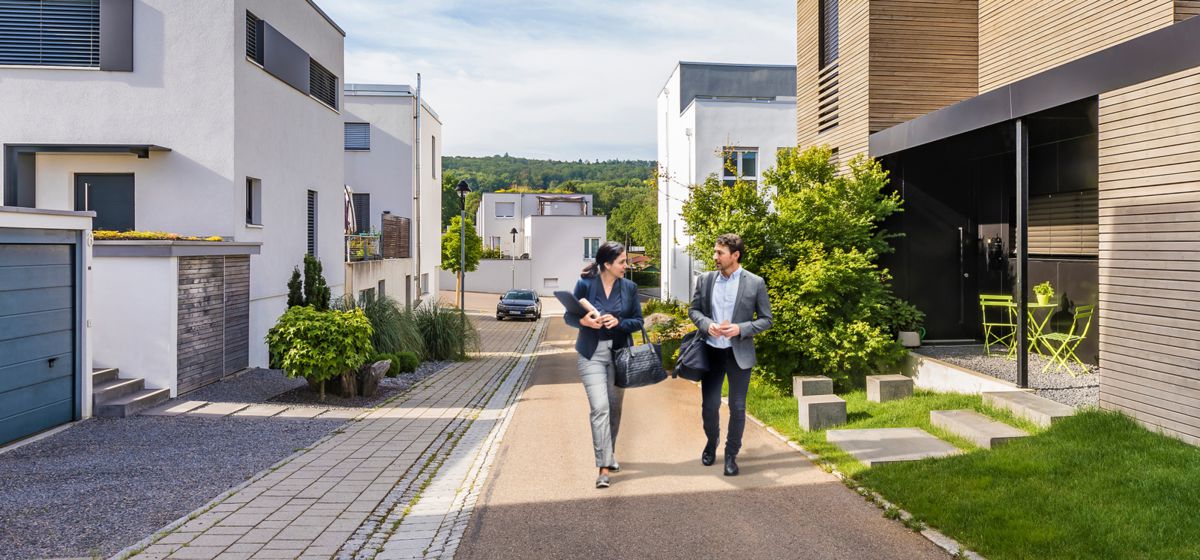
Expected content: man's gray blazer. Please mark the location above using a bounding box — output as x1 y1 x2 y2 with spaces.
689 268 773 370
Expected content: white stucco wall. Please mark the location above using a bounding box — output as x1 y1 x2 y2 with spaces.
477 193 594 259
416 102 443 300
439 258 533 295
345 257 412 305
527 215 606 296
91 256 178 396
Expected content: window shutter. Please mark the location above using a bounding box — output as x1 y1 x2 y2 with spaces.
819 0 839 66
352 193 370 234
1028 190 1098 257
309 58 338 110
0 0 101 67
307 190 317 256
344 123 370 150
245 10 263 63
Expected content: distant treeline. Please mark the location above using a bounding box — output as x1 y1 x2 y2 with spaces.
443 154 655 192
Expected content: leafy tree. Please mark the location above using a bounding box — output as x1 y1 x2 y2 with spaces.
441 215 483 306
681 146 920 392
265 306 374 401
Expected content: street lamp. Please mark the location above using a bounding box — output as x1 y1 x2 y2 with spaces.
509 227 518 290
456 180 470 316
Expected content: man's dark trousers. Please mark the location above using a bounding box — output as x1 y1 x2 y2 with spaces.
701 345 752 456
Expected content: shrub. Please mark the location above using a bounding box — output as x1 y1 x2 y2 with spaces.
266 306 374 401
302 254 331 311
642 298 689 320
393 351 419 374
413 301 479 361
336 295 426 360
287 268 304 308
93 230 223 241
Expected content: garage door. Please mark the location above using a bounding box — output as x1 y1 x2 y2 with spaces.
0 242 76 446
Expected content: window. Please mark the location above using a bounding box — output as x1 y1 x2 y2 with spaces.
1 0 101 68
344 123 370 150
421 273 429 294
489 236 501 249
495 202 515 218
819 0 839 67
352 193 370 233
544 277 559 289
377 280 385 299
306 190 317 256
359 287 376 305
246 177 262 225
818 0 840 133
431 136 438 179
584 237 600 259
722 149 759 186
309 58 338 110
246 11 263 64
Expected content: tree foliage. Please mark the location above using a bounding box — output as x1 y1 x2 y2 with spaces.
681 146 922 391
440 215 483 274
285 255 330 311
265 306 374 400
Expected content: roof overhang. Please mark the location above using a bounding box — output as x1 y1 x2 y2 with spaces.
6 143 171 159
870 15 1200 157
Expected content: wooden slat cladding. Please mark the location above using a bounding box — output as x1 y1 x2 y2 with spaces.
177 255 252 395
382 214 411 259
223 256 250 375
1097 65 1200 445
797 0 822 146
1178 0 1200 20
978 0 1174 94
868 0 978 133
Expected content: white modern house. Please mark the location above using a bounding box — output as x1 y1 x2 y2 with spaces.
0 0 348 422
657 62 797 302
343 83 443 307
440 192 604 296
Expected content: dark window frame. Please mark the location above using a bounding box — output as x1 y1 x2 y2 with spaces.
0 0 101 68
819 0 839 68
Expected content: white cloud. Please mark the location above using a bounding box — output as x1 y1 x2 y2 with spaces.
321 0 796 160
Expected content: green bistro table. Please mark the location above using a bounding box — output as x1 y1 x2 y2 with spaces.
1007 301 1059 358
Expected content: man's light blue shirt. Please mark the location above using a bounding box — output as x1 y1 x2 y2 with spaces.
707 266 743 348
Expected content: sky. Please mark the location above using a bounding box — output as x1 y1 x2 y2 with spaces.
321 0 797 161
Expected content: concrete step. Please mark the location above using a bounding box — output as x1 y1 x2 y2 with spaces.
866 374 913 403
982 390 1075 428
930 409 1028 449
798 394 846 431
91 367 119 385
93 377 144 403
793 375 834 397
95 388 171 418
826 428 961 467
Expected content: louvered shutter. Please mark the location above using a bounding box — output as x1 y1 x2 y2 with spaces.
819 0 839 66
0 0 100 67
245 10 262 63
352 193 370 234
307 190 317 256
309 58 337 110
344 123 370 150
1028 190 1098 257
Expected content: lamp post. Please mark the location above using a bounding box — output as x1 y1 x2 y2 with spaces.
456 180 470 316
509 227 518 290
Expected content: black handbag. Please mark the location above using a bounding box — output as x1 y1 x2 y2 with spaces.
673 329 709 382
613 327 668 388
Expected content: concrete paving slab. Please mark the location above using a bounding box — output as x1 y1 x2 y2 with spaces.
232 404 289 418
141 400 209 417
273 407 326 419
930 409 1028 449
982 390 1075 427
188 402 252 417
826 428 961 467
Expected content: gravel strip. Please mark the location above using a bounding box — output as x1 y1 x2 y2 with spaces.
182 368 307 404
269 360 454 408
0 415 343 560
915 345 1099 408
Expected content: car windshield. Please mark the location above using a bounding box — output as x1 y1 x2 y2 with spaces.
504 290 536 301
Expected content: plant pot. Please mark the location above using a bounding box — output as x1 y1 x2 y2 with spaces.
1036 293 1052 305
898 331 921 348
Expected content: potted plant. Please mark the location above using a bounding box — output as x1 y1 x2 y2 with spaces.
1034 281 1055 305
892 304 925 348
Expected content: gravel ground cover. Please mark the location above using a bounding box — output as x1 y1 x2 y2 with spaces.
914 344 1099 408
269 360 453 408
0 415 343 560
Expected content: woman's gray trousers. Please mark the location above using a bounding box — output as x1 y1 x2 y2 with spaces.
578 339 625 468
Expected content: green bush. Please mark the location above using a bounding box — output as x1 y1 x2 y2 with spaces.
393 351 419 374
643 298 689 319
336 295 426 360
266 306 374 400
413 301 480 361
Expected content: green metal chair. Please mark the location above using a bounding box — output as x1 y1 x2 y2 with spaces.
979 294 1017 356
1039 305 1095 376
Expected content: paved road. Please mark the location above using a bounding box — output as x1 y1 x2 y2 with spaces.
457 320 948 560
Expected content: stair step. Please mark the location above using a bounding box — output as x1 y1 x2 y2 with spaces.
931 410 1028 449
93 377 145 404
982 390 1075 428
95 388 170 418
91 367 119 384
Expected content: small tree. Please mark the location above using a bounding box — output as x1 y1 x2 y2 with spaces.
286 268 304 308
265 306 374 401
302 254 331 311
441 215 483 306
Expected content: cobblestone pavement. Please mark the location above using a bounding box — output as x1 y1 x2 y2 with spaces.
119 314 542 560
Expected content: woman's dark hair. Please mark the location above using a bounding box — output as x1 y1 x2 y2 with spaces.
581 241 626 279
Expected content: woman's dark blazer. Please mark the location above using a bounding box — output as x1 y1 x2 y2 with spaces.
562 276 644 360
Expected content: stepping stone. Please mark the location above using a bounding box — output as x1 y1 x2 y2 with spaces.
275 407 326 419
866 374 913 403
982 390 1075 428
930 410 1028 449
793 375 833 397
231 404 289 418
826 428 961 467
141 400 208 417
798 394 846 431
317 408 361 419
187 402 251 417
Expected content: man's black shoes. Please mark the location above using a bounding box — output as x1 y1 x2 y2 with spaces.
724 455 739 476
701 449 716 466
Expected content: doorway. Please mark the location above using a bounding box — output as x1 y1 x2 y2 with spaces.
74 174 134 231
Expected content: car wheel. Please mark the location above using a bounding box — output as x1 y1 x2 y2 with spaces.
496 315 503 321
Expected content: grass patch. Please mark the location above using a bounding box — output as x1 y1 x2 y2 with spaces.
856 411 1200 559
744 380 1042 476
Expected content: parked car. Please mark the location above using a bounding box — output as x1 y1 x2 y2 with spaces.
496 290 541 321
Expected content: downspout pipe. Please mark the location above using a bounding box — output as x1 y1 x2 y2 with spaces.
414 74 422 302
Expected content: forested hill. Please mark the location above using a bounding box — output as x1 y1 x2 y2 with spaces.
443 155 654 191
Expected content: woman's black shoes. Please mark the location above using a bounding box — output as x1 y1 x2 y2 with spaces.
724 455 739 476
701 450 716 466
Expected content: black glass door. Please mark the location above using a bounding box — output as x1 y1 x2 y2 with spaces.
75 174 134 231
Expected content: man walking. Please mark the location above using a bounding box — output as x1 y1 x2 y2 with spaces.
689 233 772 476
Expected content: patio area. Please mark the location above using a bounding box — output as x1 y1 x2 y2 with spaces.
913 344 1099 408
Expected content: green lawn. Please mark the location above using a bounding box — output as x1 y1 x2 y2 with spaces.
745 381 1200 559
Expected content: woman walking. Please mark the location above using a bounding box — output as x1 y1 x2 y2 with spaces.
563 241 643 489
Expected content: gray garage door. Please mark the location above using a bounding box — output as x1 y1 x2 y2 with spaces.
0 240 77 446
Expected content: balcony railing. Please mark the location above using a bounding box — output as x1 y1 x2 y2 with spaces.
345 232 381 262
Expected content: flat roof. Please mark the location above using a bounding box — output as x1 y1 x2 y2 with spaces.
663 61 797 114
870 15 1200 157
305 0 346 37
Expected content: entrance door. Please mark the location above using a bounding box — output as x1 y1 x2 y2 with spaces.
75 174 134 231
0 241 76 446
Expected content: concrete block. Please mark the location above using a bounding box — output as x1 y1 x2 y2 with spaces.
930 409 1028 449
866 374 913 403
982 390 1075 428
792 375 834 397
826 428 961 467
798 394 846 431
